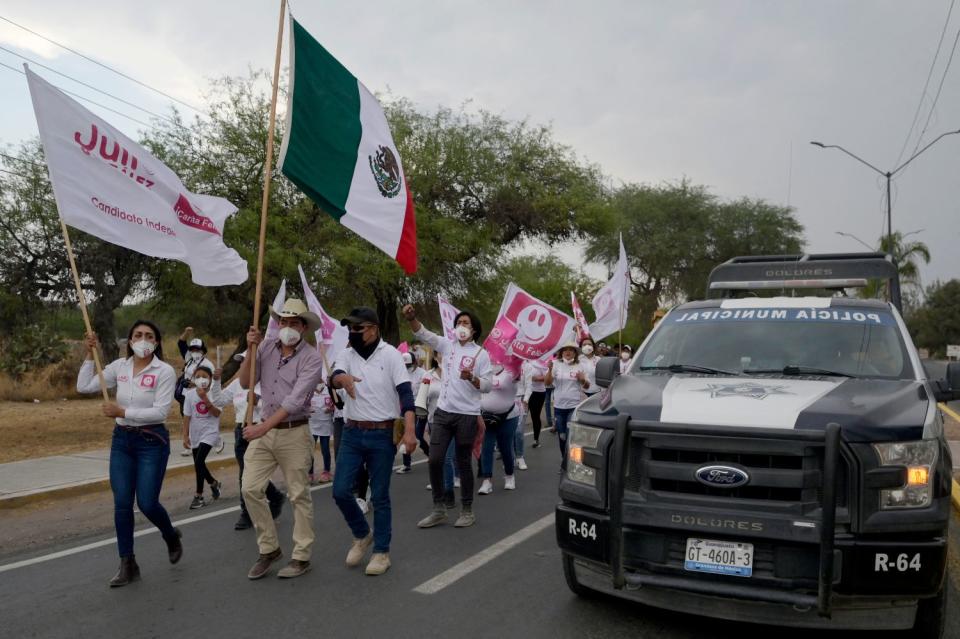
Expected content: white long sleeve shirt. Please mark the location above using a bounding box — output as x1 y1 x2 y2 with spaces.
414 325 492 416
77 357 176 427
580 354 600 394
214 378 263 424
481 368 520 419
521 359 547 402
550 360 587 410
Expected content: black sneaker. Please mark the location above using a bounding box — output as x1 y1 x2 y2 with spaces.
234 515 253 531
269 494 286 520
189 496 206 510
532 440 540 449
210 480 222 500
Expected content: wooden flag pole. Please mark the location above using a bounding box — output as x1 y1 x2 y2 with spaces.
245 0 287 426
58 216 109 402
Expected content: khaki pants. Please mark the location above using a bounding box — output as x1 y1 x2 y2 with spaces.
241 425 314 561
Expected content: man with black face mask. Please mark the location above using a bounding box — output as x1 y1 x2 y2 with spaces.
331 306 417 576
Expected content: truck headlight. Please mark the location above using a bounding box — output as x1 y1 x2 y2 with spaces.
567 422 603 487
872 440 938 509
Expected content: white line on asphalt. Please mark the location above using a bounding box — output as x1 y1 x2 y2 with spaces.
412 512 555 595
0 429 541 575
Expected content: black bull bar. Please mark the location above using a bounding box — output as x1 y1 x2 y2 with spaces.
606 414 842 617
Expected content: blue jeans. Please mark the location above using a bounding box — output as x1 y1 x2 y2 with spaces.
554 407 575 462
545 388 554 427
332 426 395 553
480 416 518 478
443 438 457 492
109 425 177 558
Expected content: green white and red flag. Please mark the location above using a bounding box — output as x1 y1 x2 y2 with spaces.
278 17 417 274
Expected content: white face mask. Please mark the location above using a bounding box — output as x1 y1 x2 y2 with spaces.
581 345 594 356
278 327 301 346
187 351 203 361
620 352 631 362
455 325 472 341
131 340 155 358
562 355 574 364
194 377 210 389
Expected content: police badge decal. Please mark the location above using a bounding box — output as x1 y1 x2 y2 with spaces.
368 144 402 198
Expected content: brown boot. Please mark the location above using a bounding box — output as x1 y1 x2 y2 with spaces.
165 528 183 564
247 548 283 580
109 556 140 587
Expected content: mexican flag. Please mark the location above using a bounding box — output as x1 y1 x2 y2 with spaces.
279 17 417 274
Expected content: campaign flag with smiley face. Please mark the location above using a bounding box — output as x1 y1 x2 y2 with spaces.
495 283 576 365
588 234 630 340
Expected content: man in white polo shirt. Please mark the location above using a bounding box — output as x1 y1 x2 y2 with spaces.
331 307 417 576
402 304 492 528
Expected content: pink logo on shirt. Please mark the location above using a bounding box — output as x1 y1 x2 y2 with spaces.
195 401 209 415
568 371 579 379
459 355 475 371
118 375 129 383
323 396 333 408
139 374 156 388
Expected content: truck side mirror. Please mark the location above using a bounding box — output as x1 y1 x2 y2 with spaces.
933 362 960 402
595 356 620 388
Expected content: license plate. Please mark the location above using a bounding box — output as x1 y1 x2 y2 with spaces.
684 538 753 577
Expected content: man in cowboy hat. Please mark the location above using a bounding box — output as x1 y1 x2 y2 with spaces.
238 298 325 580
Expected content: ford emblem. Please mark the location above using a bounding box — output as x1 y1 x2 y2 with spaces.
695 465 749 489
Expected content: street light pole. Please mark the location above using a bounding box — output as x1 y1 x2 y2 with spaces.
810 128 960 250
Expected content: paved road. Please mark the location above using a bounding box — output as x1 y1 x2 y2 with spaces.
0 432 957 639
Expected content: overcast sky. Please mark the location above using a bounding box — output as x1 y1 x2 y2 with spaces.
2 0 959 290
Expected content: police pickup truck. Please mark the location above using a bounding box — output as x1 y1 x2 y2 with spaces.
556 253 958 636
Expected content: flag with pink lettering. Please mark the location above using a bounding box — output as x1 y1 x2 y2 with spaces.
25 66 247 285
438 294 460 342
482 316 523 377
570 291 591 339
495 283 576 364
297 265 347 373
264 279 287 342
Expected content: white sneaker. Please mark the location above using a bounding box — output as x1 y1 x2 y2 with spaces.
395 466 411 474
215 438 225 454
356 497 370 514
504 475 516 490
478 479 493 495
453 477 461 488
180 449 192 457
517 457 528 470
425 483 433 490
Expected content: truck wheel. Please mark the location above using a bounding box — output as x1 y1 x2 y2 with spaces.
911 583 947 639
562 552 596 598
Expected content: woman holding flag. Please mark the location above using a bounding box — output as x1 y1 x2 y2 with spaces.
77 320 183 587
544 342 590 468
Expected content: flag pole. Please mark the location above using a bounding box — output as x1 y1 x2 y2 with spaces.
245 0 287 426
58 216 109 402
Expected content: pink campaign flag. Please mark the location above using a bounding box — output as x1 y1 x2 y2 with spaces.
398 341 409 354
298 265 348 373
482 316 523 377
495 283 576 364
438 294 461 342
25 66 247 285
570 291 591 339
264 278 287 342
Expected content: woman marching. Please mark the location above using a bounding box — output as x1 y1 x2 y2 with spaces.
77 320 183 587
477 362 520 495
521 359 547 448
182 365 224 509
309 381 335 484
544 342 590 468
578 336 601 398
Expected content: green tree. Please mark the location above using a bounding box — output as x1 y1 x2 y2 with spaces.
860 231 931 302
581 180 804 338
907 279 960 357
144 76 606 345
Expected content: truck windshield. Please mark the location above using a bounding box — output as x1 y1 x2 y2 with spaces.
636 306 913 380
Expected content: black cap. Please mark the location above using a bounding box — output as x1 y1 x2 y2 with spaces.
340 306 380 327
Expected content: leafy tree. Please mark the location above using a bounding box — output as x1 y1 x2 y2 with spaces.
144 75 606 345
859 231 931 302
581 180 804 338
907 279 960 357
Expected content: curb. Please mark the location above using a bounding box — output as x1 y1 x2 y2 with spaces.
0 456 237 510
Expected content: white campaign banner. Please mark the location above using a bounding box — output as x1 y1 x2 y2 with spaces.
25 67 247 286
264 279 287 342
298 264 348 374
438 294 461 342
589 234 630 340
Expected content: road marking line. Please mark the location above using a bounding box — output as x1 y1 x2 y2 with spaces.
412 512 555 595
0 429 541 575
939 402 960 424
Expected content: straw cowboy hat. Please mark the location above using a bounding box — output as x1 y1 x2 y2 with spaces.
269 298 322 332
